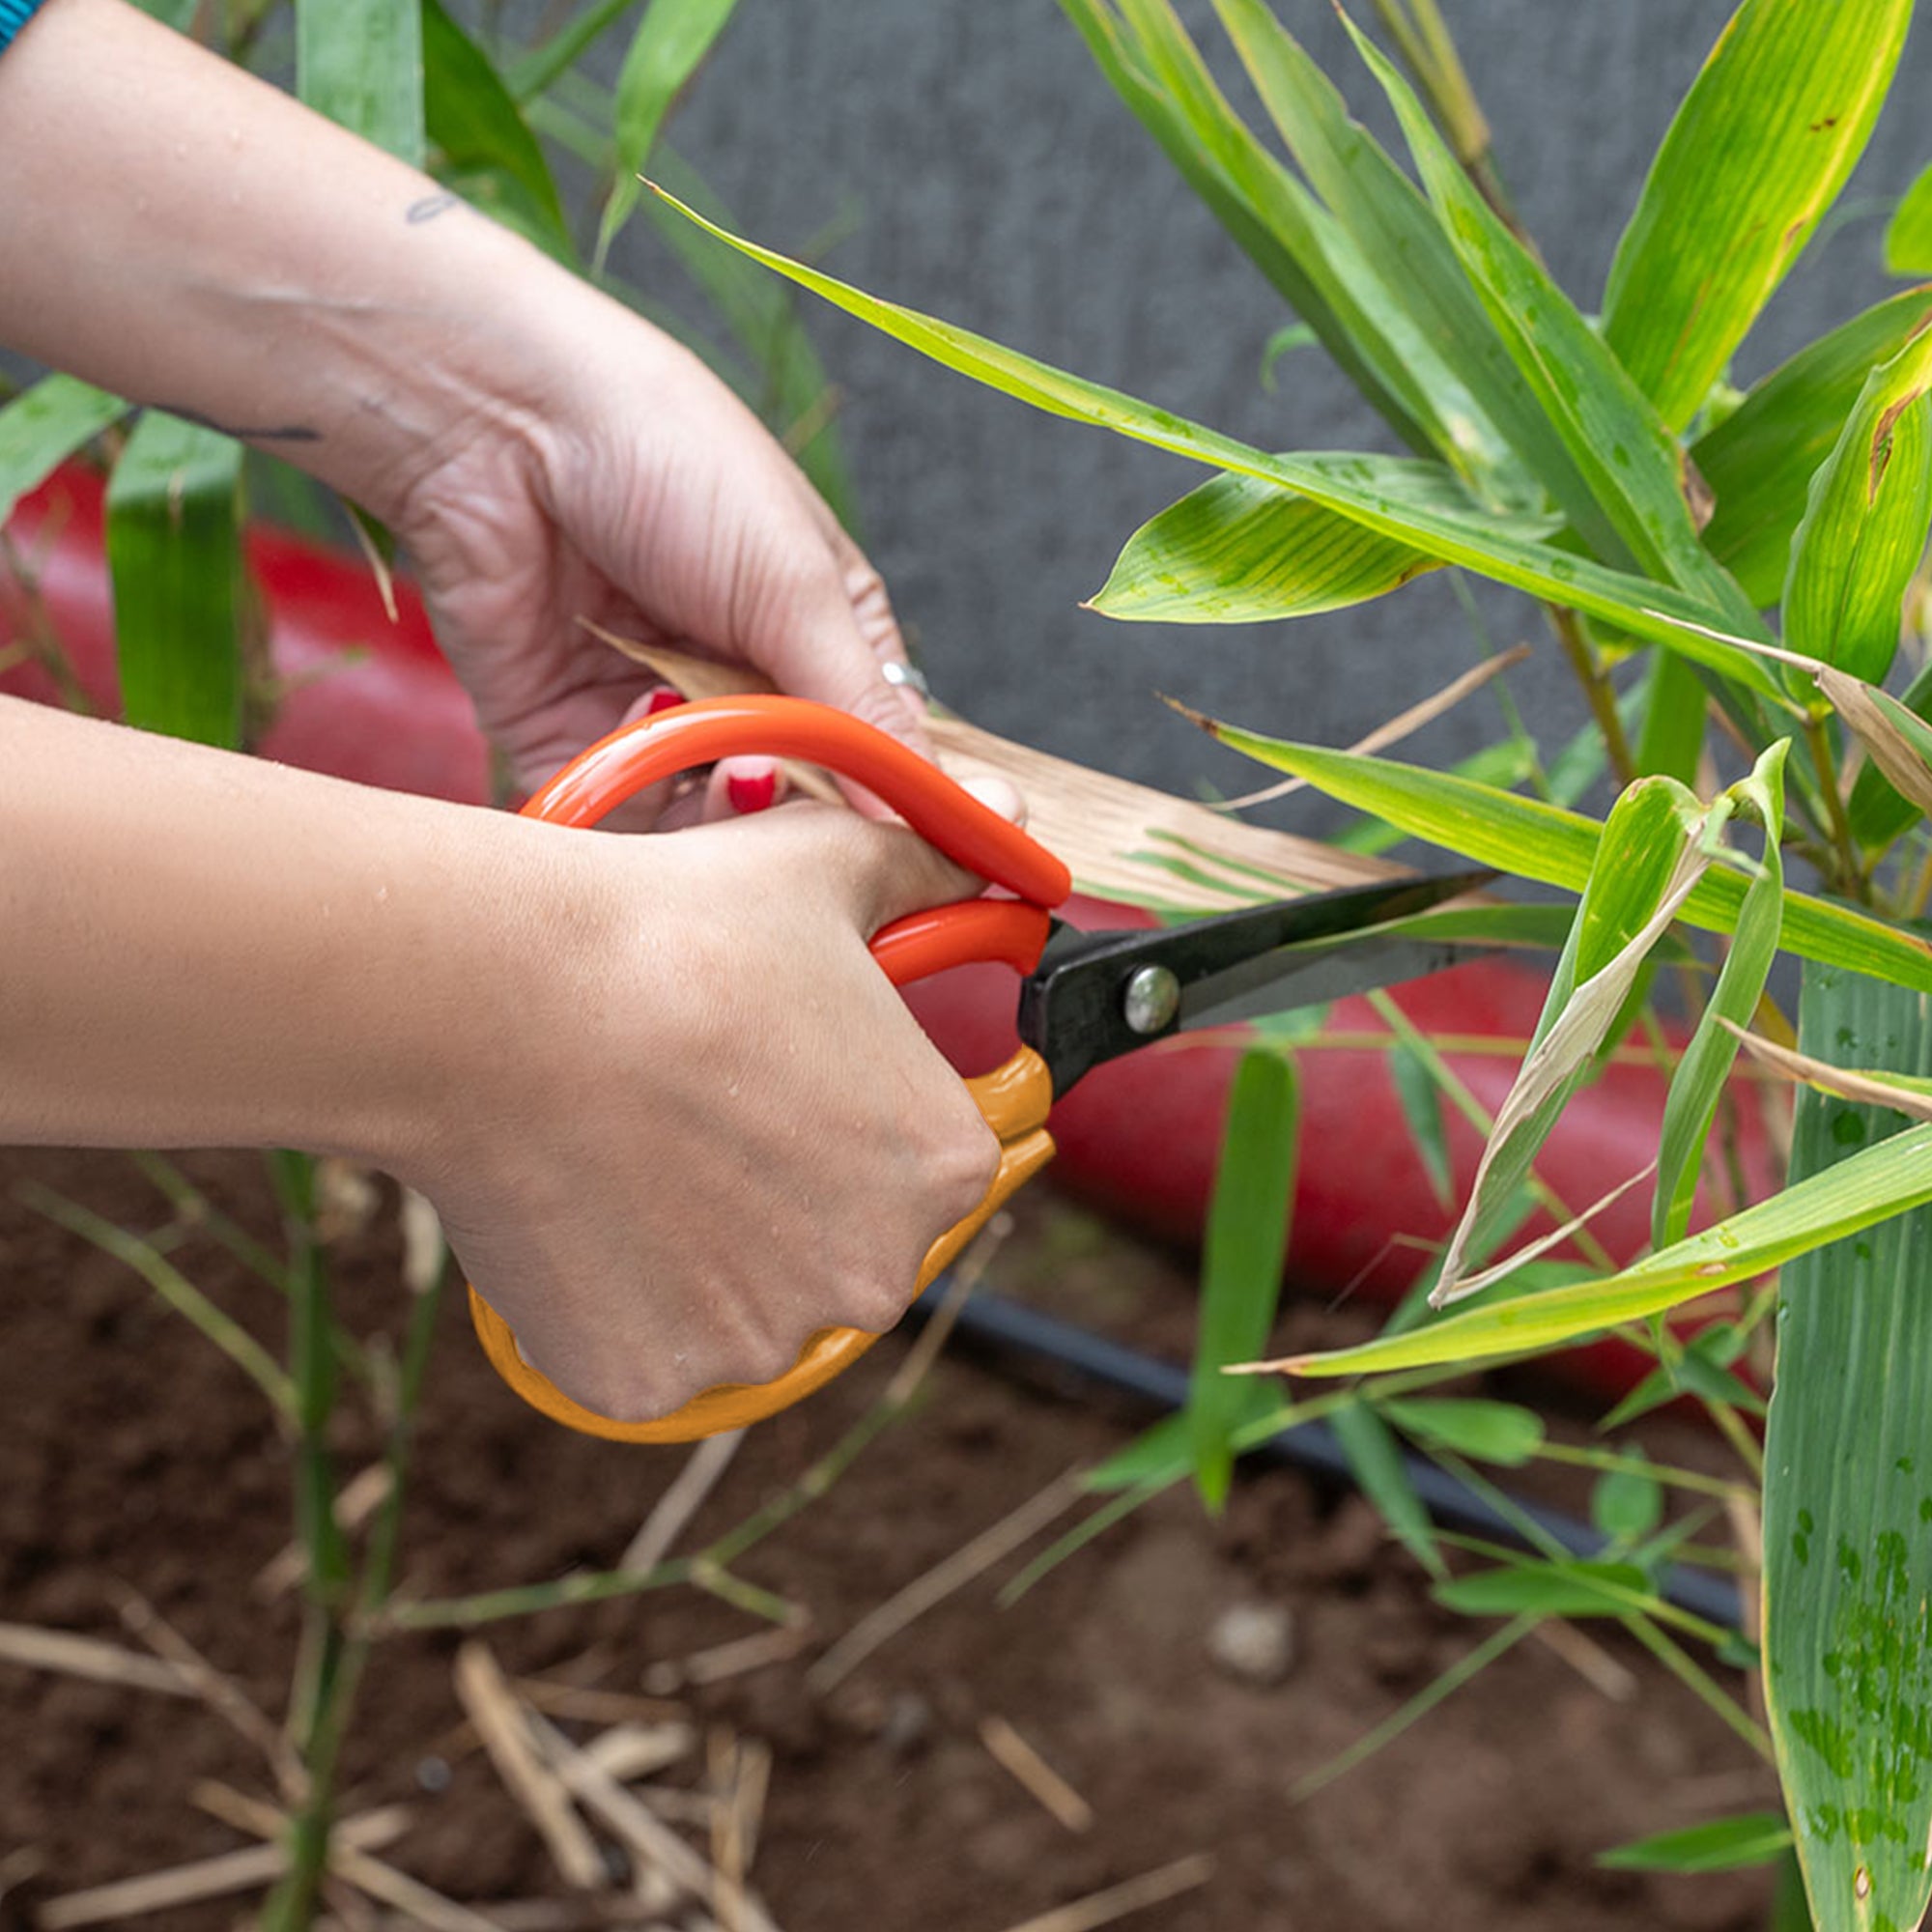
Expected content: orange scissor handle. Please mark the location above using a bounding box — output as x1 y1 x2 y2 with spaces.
468 696 1072 1445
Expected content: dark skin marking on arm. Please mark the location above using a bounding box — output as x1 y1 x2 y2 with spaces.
406 192 460 225
156 405 322 444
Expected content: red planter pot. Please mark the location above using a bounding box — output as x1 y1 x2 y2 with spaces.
4 465 1781 1404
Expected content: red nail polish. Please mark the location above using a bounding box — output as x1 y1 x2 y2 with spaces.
643 687 684 718
727 769 778 815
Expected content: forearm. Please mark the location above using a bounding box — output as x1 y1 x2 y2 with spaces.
0 0 595 521
0 696 575 1169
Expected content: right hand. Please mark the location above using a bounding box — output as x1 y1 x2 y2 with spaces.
410 798 1006 1426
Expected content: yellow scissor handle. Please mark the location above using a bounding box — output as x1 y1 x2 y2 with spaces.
468 1046 1059 1442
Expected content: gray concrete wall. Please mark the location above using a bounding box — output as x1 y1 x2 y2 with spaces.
608 1 1930 826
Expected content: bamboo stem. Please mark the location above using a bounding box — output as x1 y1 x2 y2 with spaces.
264 1151 351 1932
17 1180 297 1419
1803 711 1867 902
1548 606 1636 785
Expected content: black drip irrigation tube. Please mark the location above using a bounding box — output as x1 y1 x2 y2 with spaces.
908 1279 1745 1634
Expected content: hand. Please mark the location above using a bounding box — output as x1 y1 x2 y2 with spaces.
0 1 923 824
395 289 923 823
413 799 1002 1424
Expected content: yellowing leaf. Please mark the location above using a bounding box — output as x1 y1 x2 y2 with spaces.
1603 0 1912 431
1782 324 1932 686
1431 780 1711 1305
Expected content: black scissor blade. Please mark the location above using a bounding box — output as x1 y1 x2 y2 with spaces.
1178 932 1483 1031
1018 868 1493 1094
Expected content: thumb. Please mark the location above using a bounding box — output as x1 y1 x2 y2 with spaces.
831 773 1029 937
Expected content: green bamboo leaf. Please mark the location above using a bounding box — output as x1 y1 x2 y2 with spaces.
1058 0 1440 460
1599 1813 1794 1876
1345 12 1760 631
0 375 126 526
1634 650 1710 786
104 413 245 751
1086 1412 1192 1493
1387 1038 1453 1210
1695 290 1932 608
645 150 859 531
1430 776 1710 1300
1189 1050 1298 1512
1180 716 1932 993
1335 737 1537 858
1196 0 1556 510
650 188 1787 695
1783 327 1932 688
1091 467 1433 622
423 0 573 263
1291 1614 1537 1799
1089 461 1557 624
1259 323 1316 389
1592 1461 1664 1547
1599 1323 1761 1432
1331 1397 1442 1578
19 1182 297 1420
1341 900 1578 954
1653 740 1788 1249
1602 0 1912 432
596 0 743 266
1380 1396 1544 1466
1117 0 1517 489
1435 1558 1651 1620
296 0 424 163
508 0 638 102
1886 164 1932 276
129 0 199 26
1275 1117 1932 1380
1848 653 1932 849
1764 964 1932 1932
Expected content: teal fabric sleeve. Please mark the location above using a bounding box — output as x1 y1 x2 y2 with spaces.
0 0 45 54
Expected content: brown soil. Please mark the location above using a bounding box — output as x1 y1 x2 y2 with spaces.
0 1146 1777 1932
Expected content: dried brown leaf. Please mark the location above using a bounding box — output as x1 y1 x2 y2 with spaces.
979 1715 1094 1833
453 1642 605 1892
0 1619 194 1698
993 1852 1216 1932
1430 841 1711 1304
1813 664 1932 816
1635 610 1932 816
1721 1018 1932 1122
584 631 1403 913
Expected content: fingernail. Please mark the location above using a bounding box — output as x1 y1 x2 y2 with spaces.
727 768 778 814
643 687 685 718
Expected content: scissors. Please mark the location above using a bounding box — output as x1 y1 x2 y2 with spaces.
469 694 1486 1444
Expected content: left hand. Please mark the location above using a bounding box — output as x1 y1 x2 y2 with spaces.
0 0 924 825
394 293 924 824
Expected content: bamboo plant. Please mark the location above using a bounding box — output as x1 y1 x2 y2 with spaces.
652 3 1932 1926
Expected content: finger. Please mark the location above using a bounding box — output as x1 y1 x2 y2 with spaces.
825 773 1027 936
709 755 784 822
836 530 929 733
576 685 688 834
745 538 931 760
651 755 789 832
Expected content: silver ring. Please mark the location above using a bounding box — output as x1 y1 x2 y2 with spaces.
881 659 932 700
